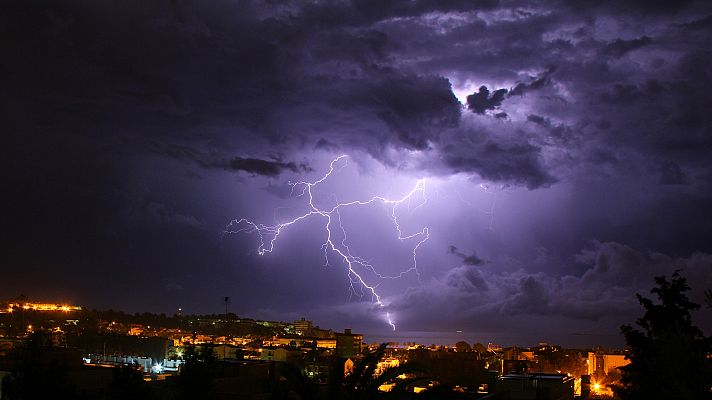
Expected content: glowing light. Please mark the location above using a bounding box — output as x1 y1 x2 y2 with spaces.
591 381 612 395
9 302 81 312
225 155 430 330
590 381 613 396
378 383 395 392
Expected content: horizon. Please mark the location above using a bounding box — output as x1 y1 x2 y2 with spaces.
4 297 705 349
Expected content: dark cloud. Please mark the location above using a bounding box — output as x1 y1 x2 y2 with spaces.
597 83 648 105
677 14 712 30
499 275 549 314
568 0 696 15
388 241 712 344
314 138 340 151
296 0 500 29
509 67 557 97
8 0 709 191
444 265 489 293
659 160 689 185
447 245 485 266
601 36 653 58
3 0 712 344
227 157 310 176
367 75 461 150
141 139 310 176
141 140 213 168
525 114 575 144
442 139 557 189
527 114 549 126
466 86 508 114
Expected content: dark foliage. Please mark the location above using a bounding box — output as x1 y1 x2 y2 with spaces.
177 344 217 400
454 341 471 353
0 332 80 400
109 364 154 400
331 343 429 400
615 272 712 400
270 362 317 400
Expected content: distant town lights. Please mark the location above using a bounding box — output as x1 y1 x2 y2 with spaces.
8 302 82 312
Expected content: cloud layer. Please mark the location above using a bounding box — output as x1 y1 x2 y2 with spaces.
2 0 712 345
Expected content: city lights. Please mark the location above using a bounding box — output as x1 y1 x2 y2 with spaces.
7 302 82 312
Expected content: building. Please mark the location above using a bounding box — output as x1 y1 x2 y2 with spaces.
128 324 145 336
497 373 574 400
587 352 629 376
503 347 537 374
408 348 488 387
269 335 336 349
504 347 534 361
213 344 242 360
260 346 302 363
335 329 362 358
294 317 313 335
86 354 153 371
303 352 332 381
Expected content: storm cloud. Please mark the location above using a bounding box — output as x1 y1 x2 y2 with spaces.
227 157 310 176
2 0 712 346
385 241 712 344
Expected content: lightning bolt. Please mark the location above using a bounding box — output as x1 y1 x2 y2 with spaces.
478 183 497 231
224 155 429 330
458 183 500 231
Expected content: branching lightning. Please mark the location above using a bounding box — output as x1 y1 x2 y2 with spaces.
458 183 505 231
224 155 430 330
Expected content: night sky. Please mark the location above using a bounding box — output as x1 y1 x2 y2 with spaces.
3 0 712 347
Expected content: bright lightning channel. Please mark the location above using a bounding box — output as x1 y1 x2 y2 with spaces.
224 155 430 330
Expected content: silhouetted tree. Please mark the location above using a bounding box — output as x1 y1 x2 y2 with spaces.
109 364 153 400
454 341 471 353
472 343 487 353
331 343 426 400
615 272 712 400
0 331 80 400
271 362 317 400
177 344 216 400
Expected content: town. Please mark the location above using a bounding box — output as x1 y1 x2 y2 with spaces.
0 299 627 399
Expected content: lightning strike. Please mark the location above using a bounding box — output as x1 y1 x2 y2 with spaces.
479 183 497 231
459 183 504 231
225 155 430 330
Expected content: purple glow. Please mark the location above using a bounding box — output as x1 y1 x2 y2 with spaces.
3 0 712 347
225 155 433 330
